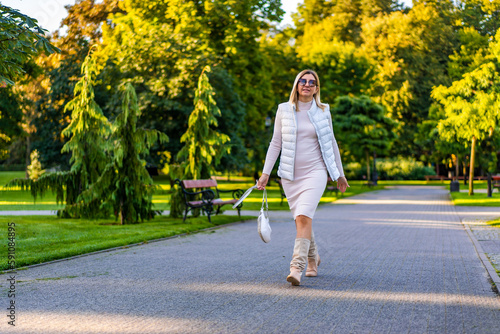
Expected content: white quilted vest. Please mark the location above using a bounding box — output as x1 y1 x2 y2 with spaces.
277 100 341 182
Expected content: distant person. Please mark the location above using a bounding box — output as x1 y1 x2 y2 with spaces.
256 69 349 286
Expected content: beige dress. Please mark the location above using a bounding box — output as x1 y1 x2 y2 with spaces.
263 100 344 219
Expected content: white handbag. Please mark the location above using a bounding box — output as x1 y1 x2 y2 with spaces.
233 184 272 243
257 188 272 243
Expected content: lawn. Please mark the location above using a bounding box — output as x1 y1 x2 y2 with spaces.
450 192 500 206
0 172 385 212
0 214 253 271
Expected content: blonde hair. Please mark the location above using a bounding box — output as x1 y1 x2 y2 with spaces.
288 69 327 111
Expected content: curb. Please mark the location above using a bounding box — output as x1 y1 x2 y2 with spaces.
0 216 257 275
461 218 500 289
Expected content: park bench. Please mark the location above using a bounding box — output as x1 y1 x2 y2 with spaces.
175 179 243 223
424 175 447 182
493 176 500 192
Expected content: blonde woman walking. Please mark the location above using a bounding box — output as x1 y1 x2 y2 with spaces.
257 69 349 286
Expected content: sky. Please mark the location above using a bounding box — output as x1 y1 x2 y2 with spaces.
2 0 413 35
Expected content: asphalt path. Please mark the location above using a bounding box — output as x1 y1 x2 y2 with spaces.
1 186 500 333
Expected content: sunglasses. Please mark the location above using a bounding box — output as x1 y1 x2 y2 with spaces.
298 79 317 87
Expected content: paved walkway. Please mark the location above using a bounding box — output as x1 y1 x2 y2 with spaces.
2 186 500 333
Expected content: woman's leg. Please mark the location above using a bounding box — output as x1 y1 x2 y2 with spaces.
295 214 312 239
287 215 313 285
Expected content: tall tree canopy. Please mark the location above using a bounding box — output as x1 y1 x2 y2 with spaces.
433 32 500 194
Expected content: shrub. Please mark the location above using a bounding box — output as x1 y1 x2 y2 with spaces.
344 157 435 180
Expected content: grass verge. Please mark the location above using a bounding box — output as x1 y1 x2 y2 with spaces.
450 192 500 207
0 214 254 271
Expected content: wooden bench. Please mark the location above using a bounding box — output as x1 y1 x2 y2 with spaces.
425 175 446 182
274 178 286 205
175 179 243 222
493 177 500 192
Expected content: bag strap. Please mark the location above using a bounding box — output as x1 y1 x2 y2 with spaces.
261 188 268 211
232 183 257 208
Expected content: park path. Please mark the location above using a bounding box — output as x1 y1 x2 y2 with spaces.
1 186 500 333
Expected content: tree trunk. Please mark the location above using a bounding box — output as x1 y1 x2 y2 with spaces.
366 150 371 181
468 136 476 196
25 136 31 179
463 161 467 185
455 154 459 179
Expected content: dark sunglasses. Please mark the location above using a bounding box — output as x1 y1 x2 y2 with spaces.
298 79 317 87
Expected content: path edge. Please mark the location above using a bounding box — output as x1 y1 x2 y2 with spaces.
461 218 500 289
0 216 256 275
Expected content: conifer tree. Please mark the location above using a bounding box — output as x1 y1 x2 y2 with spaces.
177 65 231 180
170 66 230 218
79 83 168 224
27 150 44 180
8 48 111 218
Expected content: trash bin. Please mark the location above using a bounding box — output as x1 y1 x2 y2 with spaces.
450 180 460 192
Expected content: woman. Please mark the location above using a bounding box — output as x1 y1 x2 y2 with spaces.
257 69 349 286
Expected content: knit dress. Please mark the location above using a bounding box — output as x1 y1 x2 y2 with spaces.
262 100 344 219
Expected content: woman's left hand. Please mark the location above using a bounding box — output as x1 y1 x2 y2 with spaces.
337 176 350 193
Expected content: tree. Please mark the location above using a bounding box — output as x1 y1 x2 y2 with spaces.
98 0 283 174
297 39 375 103
0 85 22 160
293 0 400 46
361 3 456 156
170 66 230 218
27 149 44 180
0 4 59 85
177 66 230 180
9 49 112 217
332 95 397 181
79 83 168 224
432 32 500 195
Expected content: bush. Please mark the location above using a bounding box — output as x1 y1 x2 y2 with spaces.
344 157 436 180
0 164 25 171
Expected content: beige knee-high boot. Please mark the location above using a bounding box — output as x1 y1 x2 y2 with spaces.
287 238 311 286
306 231 321 277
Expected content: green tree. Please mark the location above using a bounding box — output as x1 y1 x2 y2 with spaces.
170 66 230 218
432 32 500 195
332 95 397 180
0 4 59 85
9 49 112 217
361 3 456 156
297 39 375 102
27 149 44 180
177 66 230 180
79 83 168 224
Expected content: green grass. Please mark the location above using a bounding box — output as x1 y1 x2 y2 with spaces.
450 192 500 206
0 214 254 271
0 173 385 212
487 217 500 227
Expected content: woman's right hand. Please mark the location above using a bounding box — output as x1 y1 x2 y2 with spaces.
257 173 270 190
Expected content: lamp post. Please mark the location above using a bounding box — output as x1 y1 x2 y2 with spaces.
372 151 378 185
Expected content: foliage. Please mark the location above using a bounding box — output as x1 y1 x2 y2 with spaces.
0 4 59 85
332 95 397 180
177 66 230 180
297 39 375 102
361 4 456 156
79 83 168 224
433 31 500 194
8 49 112 217
0 85 22 159
344 157 436 180
27 149 44 180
